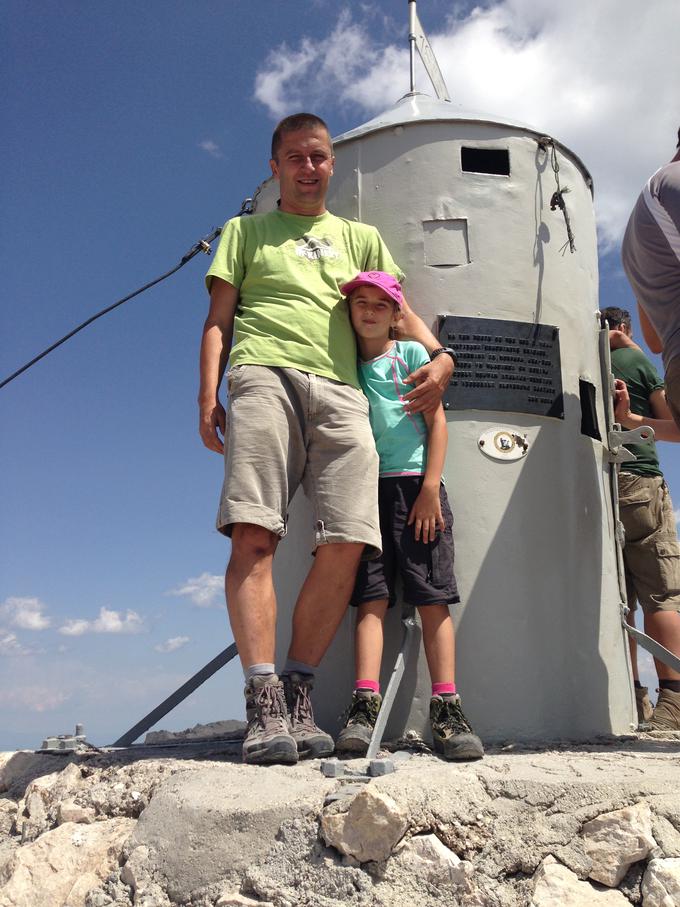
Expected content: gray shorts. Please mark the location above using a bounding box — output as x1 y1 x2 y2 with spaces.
218 365 381 556
618 473 680 614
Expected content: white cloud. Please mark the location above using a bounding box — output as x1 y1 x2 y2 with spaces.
0 631 31 657
154 636 190 653
168 572 223 608
0 685 70 712
1 596 51 630
253 0 680 248
58 607 143 636
198 139 223 158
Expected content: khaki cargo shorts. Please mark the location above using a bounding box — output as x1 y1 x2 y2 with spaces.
217 365 381 556
665 356 680 432
618 472 680 614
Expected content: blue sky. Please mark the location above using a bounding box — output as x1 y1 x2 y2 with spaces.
2 0 679 750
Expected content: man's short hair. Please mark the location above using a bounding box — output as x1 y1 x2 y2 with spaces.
271 113 332 160
599 306 631 330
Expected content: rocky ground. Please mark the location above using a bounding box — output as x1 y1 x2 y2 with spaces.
1 726 679 907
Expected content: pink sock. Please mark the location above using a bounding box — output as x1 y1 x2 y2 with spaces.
355 679 380 693
432 682 456 697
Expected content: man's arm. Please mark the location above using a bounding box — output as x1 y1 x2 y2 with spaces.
198 277 239 454
396 297 454 414
638 303 664 354
614 383 680 442
408 404 447 543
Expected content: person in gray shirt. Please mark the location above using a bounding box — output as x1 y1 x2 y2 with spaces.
622 128 680 430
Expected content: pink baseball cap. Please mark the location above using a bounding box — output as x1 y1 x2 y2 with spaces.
340 271 403 308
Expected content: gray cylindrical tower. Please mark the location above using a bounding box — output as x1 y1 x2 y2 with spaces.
260 93 634 743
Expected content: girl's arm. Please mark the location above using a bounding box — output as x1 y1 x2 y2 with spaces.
407 404 448 542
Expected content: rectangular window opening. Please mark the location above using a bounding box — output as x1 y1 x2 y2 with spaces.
461 147 510 176
579 379 601 441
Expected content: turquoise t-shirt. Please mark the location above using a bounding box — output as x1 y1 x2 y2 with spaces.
205 210 403 389
358 340 430 477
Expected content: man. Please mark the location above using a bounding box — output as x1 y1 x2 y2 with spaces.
621 128 680 430
600 306 680 730
198 113 455 764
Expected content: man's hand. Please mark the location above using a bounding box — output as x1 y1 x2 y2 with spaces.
403 355 454 414
613 378 631 425
199 400 226 454
408 483 445 542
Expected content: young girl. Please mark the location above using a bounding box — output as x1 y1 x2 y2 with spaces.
336 271 483 760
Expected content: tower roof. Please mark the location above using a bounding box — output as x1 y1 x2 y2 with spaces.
333 93 593 190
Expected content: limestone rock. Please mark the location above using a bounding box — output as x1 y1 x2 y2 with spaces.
0 818 134 907
641 857 680 907
0 757 14 795
532 856 631 906
0 800 17 837
57 799 96 825
321 786 408 863
394 833 463 881
125 763 330 904
582 801 656 886
216 894 275 907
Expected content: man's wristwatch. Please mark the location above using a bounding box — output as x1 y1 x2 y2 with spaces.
429 347 457 365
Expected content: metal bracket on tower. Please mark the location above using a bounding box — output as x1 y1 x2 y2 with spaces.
408 1 451 101
366 611 419 760
624 623 680 675
606 425 654 464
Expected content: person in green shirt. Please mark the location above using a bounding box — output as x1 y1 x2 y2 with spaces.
198 113 456 765
601 307 680 730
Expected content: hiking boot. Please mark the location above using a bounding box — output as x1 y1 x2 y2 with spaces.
335 690 382 755
635 685 653 726
649 687 680 731
282 672 334 759
430 694 484 761
243 675 298 765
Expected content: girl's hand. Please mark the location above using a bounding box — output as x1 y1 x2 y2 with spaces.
408 484 445 542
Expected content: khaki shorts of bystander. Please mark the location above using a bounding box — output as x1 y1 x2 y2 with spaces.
217 365 381 556
618 472 680 614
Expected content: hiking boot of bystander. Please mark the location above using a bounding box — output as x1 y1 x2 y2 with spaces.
649 687 680 731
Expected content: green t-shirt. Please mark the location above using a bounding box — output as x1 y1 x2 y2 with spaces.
610 347 664 477
205 210 403 389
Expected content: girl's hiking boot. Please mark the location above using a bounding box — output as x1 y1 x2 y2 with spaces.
282 672 334 759
243 675 298 765
430 694 484 761
335 689 382 755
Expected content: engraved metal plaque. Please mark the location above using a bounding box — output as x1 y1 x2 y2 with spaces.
439 316 564 419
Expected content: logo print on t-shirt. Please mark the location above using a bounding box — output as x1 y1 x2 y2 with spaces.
295 235 340 261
